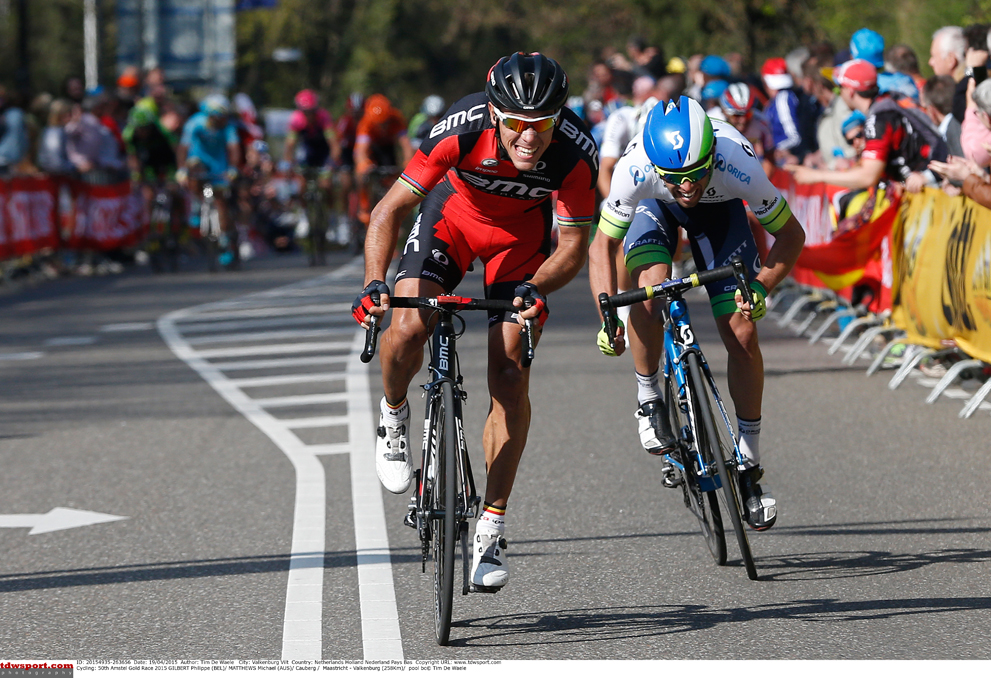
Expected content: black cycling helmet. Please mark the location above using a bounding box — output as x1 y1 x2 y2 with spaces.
485 52 569 113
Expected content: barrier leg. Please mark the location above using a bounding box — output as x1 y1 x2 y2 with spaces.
925 359 985 404
777 293 823 327
828 314 877 356
866 333 909 376
766 283 802 314
888 346 933 390
841 323 895 365
960 379 991 418
809 308 858 345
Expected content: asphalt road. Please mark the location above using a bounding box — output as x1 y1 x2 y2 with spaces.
2 251 990 661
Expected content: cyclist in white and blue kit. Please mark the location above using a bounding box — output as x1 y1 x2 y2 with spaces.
588 96 807 530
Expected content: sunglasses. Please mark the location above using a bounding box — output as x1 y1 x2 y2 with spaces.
845 130 864 144
655 154 714 185
493 108 560 133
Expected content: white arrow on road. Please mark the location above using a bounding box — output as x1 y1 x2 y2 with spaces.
0 508 127 535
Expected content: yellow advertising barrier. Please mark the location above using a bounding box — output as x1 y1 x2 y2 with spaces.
892 187 991 364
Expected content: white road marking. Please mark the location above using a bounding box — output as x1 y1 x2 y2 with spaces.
0 352 44 361
43 336 97 347
228 373 348 388
176 315 352 334
158 259 403 661
0 507 127 535
185 327 354 346
193 342 353 359
100 322 156 332
210 356 350 371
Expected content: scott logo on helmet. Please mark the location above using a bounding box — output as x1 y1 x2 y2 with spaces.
665 131 684 150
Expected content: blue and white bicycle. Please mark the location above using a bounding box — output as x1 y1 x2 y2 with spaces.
599 256 759 580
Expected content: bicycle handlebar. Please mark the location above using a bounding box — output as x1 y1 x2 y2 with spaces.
359 295 538 367
598 255 754 352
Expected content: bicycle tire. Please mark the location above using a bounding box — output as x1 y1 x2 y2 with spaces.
667 371 725 565
685 354 758 580
432 381 458 645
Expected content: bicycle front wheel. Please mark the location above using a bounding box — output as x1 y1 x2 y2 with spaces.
668 371 725 566
431 381 458 645
685 354 758 581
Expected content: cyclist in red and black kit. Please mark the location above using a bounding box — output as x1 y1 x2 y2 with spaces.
352 52 598 591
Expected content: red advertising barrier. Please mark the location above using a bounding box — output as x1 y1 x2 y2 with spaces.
769 169 893 312
0 176 146 258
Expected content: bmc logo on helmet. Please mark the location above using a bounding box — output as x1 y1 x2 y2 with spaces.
665 131 684 150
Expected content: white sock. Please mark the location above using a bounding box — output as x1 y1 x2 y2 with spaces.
381 396 409 426
477 503 506 535
737 416 761 468
636 370 664 405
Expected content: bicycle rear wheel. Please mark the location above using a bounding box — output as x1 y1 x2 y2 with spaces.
667 371 725 565
431 381 458 645
685 353 758 580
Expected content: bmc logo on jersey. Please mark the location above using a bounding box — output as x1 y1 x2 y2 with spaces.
460 173 554 199
559 119 600 170
430 104 486 138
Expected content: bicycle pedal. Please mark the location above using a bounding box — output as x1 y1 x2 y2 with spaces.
468 583 502 594
661 468 684 489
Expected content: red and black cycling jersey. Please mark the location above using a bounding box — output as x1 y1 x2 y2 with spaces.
398 92 598 227
863 95 948 181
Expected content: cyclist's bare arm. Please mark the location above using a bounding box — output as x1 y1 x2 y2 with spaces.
363 181 424 312
597 156 618 199
588 227 625 310
515 223 590 323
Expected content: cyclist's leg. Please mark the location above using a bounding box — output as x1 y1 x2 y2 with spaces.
625 199 680 454
687 199 774 529
376 192 472 493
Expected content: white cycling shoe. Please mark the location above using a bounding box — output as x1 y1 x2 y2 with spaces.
470 528 509 590
376 405 412 494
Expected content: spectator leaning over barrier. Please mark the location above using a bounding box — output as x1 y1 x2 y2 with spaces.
787 59 947 193
803 59 854 169
952 25 991 124
0 87 29 177
922 76 965 159
958 78 991 169
929 104 991 208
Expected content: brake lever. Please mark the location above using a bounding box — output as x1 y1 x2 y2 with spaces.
598 292 617 351
730 255 755 311
360 291 383 364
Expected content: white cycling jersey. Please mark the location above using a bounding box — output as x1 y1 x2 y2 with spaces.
599 97 659 160
597 119 793 240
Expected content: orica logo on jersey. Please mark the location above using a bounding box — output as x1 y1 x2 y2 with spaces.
629 163 651 185
714 152 751 185
664 130 684 150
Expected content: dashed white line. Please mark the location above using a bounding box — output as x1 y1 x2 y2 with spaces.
43 336 97 347
158 259 403 661
0 351 45 361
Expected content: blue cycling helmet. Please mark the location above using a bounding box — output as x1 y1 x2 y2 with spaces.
642 96 715 171
200 94 230 117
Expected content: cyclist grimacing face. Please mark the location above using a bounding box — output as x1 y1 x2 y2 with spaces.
489 104 558 172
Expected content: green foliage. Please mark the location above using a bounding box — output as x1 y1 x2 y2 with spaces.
3 0 991 116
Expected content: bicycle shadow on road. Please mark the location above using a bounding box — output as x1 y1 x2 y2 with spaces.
447 595 991 648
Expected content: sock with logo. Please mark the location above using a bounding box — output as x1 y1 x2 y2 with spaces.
477 502 506 536
737 416 761 468
636 370 664 405
381 396 409 426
